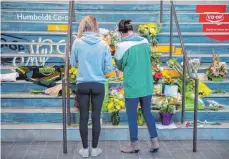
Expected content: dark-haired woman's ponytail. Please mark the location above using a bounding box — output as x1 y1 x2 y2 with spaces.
118 20 133 33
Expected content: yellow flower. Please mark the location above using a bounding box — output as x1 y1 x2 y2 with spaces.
112 59 116 65
72 71 77 75
119 101 125 108
71 75 75 79
107 102 114 112
149 23 156 27
149 28 156 36
69 68 73 74
116 105 121 110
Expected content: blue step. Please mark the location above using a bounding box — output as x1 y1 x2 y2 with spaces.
1 11 158 23
1 96 75 108
160 55 229 63
3 11 224 25
1 94 229 109
1 123 229 141
203 94 229 106
3 2 223 11
2 34 229 48
1 79 229 93
158 35 229 44
1 109 229 123
1 22 227 33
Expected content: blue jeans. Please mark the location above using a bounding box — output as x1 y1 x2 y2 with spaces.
125 95 158 142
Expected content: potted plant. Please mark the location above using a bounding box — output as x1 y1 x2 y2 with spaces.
158 98 175 125
206 52 228 82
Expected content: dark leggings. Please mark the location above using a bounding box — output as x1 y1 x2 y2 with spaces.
77 82 105 148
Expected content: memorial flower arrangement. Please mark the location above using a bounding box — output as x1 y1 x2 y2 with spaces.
206 53 228 81
163 73 178 97
167 58 190 79
69 66 78 83
206 100 224 111
157 97 176 125
106 87 125 125
138 23 161 46
163 73 175 85
188 58 200 74
137 105 145 126
152 52 164 86
99 28 121 54
151 52 162 67
154 71 163 83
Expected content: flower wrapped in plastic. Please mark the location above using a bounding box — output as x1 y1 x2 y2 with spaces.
99 28 121 54
206 52 228 81
106 86 125 113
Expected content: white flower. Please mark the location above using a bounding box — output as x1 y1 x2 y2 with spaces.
99 28 109 36
118 94 124 99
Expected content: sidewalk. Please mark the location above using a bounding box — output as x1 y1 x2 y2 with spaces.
1 140 229 159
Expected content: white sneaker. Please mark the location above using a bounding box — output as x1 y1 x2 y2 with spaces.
79 148 89 158
91 148 102 157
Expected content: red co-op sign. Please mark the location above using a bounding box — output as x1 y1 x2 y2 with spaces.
196 5 229 41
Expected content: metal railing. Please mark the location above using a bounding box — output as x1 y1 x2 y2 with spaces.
62 0 75 154
169 0 187 124
168 1 199 152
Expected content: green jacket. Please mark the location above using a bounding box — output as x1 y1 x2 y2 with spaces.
115 34 153 98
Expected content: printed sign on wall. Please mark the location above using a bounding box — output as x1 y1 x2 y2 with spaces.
196 5 229 41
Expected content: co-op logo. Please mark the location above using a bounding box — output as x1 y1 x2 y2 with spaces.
206 13 224 23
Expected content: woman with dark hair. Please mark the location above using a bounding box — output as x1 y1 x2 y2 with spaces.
70 16 113 158
115 20 159 153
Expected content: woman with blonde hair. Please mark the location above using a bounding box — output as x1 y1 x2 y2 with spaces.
70 16 113 158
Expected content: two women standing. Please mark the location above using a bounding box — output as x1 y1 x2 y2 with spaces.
70 16 159 158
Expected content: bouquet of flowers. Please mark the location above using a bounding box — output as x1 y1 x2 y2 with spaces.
99 28 121 54
154 71 163 84
138 23 161 46
106 86 125 125
188 58 201 75
137 105 145 126
163 73 175 85
167 58 190 79
152 52 164 84
151 52 162 67
206 52 228 81
206 100 224 111
69 66 78 83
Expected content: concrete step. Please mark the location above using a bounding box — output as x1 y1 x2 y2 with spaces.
1 122 229 141
1 108 229 123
